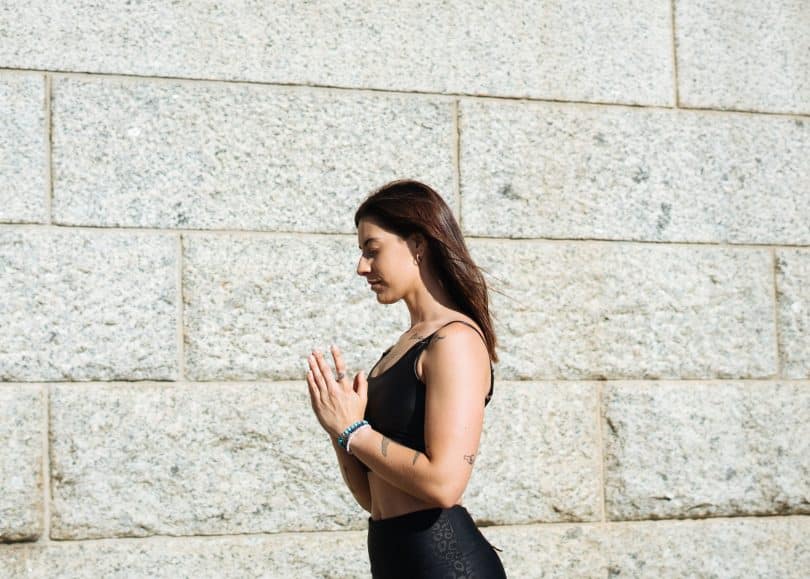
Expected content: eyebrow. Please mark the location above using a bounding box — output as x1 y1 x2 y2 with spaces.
358 237 380 249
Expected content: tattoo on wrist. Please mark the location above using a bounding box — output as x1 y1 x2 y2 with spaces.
412 450 421 465
464 453 475 465
381 436 390 457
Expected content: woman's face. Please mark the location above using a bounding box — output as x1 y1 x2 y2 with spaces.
356 218 421 303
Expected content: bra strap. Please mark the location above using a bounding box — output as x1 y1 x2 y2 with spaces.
426 320 488 350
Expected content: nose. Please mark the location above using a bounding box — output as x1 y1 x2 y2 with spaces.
356 255 371 276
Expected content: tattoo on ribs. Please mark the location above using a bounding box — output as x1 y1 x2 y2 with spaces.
464 453 475 465
381 436 390 457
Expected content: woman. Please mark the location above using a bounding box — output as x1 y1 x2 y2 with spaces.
305 179 507 578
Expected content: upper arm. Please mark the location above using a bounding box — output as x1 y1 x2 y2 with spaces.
420 324 491 506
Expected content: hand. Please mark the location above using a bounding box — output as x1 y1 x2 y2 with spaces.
305 345 368 440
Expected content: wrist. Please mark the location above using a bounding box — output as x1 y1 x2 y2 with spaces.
346 423 372 455
335 419 369 450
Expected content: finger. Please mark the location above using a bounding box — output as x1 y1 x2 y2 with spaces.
330 345 350 386
305 368 319 407
313 350 336 389
306 370 330 432
354 370 368 402
308 354 328 403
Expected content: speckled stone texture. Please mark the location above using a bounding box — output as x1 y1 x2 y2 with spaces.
0 229 177 381
601 515 810 578
2 516 807 578
0 74 46 224
604 381 810 520
469 239 776 380
460 100 810 244
182 234 409 381
776 249 810 378
464 381 601 524
0 530 370 578
1 1 673 106
49 382 369 540
0 385 44 541
483 523 606 578
676 0 810 114
0 1 807 574
49 76 455 231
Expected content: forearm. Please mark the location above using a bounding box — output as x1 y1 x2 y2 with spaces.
346 426 452 507
330 436 372 513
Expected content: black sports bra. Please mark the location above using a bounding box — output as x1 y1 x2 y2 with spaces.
362 320 494 455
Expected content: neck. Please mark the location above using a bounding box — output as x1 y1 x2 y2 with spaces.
403 273 459 328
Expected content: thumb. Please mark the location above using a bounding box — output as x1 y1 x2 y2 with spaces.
355 370 368 399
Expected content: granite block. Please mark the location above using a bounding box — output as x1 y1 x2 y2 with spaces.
0 74 46 224
0 229 177 381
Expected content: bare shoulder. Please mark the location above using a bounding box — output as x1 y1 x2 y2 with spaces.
416 318 490 386
430 318 486 347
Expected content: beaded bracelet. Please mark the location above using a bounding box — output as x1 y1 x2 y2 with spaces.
337 420 369 450
346 423 371 454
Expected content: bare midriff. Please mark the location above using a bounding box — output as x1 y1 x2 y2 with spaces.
367 470 461 521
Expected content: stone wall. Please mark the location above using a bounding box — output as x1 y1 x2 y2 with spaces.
1 1 808 577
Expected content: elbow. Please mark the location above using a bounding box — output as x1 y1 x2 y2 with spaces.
436 496 460 510
434 491 463 510
359 497 372 514
429 481 464 509
425 459 469 508
354 488 372 513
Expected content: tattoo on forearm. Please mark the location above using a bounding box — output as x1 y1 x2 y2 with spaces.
381 436 390 457
412 450 421 465
464 453 475 465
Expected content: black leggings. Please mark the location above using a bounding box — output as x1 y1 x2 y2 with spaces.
367 505 507 578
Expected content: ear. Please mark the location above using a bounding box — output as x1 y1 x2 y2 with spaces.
409 232 427 254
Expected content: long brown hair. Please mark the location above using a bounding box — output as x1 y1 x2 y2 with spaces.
354 179 499 363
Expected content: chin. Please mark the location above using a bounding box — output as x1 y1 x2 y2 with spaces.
375 289 398 304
